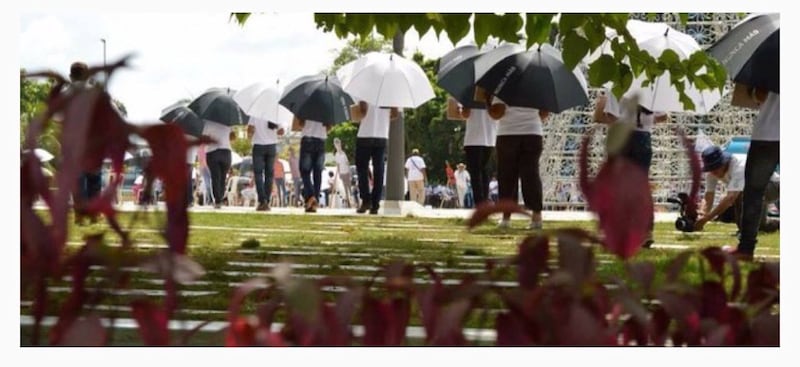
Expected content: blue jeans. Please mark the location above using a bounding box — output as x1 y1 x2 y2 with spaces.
274 178 287 206
355 137 387 208
252 144 277 205
738 141 780 254
300 137 326 201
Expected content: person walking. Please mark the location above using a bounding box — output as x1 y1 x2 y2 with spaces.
455 100 498 206
333 138 354 208
593 89 668 247
734 88 780 261
295 117 329 213
454 163 471 208
288 146 301 207
67 61 102 223
404 148 427 206
202 120 234 209
273 157 287 208
248 116 283 211
353 101 399 214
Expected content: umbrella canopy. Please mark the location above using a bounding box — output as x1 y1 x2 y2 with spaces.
188 88 246 126
708 13 779 93
629 24 722 113
233 81 294 130
340 52 435 108
160 104 205 138
475 43 589 113
279 74 354 125
436 45 486 109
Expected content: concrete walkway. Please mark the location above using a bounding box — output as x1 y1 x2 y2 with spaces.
89 200 681 223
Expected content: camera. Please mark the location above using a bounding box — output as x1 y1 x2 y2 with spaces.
667 193 698 233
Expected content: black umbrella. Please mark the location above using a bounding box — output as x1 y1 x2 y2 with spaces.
279 74 354 125
475 43 589 113
160 105 205 138
708 13 779 93
436 45 485 109
188 88 246 126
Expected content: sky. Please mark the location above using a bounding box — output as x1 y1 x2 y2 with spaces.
6 1 798 364
18 11 471 123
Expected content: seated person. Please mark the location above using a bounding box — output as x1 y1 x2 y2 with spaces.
695 146 779 232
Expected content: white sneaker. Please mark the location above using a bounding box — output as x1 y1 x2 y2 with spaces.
497 219 510 229
528 221 543 230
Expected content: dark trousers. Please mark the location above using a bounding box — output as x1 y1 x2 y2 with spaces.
186 164 194 207
78 171 102 201
622 130 654 232
206 149 231 205
300 137 326 201
252 144 277 205
464 145 493 206
355 137 387 209
495 134 543 213
738 140 780 254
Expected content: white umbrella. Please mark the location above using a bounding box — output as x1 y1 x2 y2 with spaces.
587 21 721 113
233 81 293 130
629 24 722 113
340 52 435 108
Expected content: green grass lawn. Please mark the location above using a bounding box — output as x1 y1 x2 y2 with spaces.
22 209 779 345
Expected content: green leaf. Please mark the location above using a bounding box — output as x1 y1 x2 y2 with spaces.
426 13 446 37
440 13 472 46
410 14 431 37
678 13 689 25
231 13 250 26
686 50 708 75
374 15 399 39
583 18 607 51
473 13 494 47
497 13 524 44
562 31 591 69
348 14 375 38
558 13 587 34
525 13 556 48
679 90 696 111
658 49 681 67
587 54 618 87
618 63 633 95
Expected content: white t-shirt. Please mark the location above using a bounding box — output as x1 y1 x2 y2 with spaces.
357 102 392 139
334 151 350 174
705 154 778 193
752 92 779 141
202 120 232 152
302 120 328 140
248 116 278 145
186 145 197 165
603 90 666 133
464 108 498 147
494 98 543 136
489 179 498 195
455 169 471 188
404 155 426 181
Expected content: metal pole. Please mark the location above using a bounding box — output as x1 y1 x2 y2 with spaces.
100 38 107 87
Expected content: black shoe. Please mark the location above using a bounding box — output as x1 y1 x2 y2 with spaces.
256 202 270 212
369 206 379 215
357 201 371 214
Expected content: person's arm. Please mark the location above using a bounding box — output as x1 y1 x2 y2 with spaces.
390 107 400 121
696 191 740 230
702 190 715 216
539 109 550 122
593 91 619 124
246 125 255 139
459 106 471 120
487 102 506 120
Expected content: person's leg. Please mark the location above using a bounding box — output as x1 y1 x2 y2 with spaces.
370 141 387 212
263 145 276 208
312 139 325 203
738 141 780 255
340 172 352 207
299 138 314 202
623 131 654 242
186 164 194 207
355 139 371 212
252 145 267 205
495 135 521 223
207 151 223 205
519 135 543 227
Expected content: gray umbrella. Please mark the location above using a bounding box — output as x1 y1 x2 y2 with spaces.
475 43 589 113
160 105 205 138
436 45 486 109
188 88 247 126
708 13 779 93
279 74 354 125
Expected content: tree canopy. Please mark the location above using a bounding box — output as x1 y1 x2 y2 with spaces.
233 13 728 112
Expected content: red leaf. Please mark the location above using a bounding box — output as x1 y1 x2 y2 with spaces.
700 247 742 299
516 235 549 289
626 261 655 295
750 312 779 346
466 199 530 229
416 265 443 342
700 281 730 321
495 312 534 345
225 317 256 346
579 131 652 259
557 233 595 286
430 299 469 346
58 314 107 346
131 300 170 345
